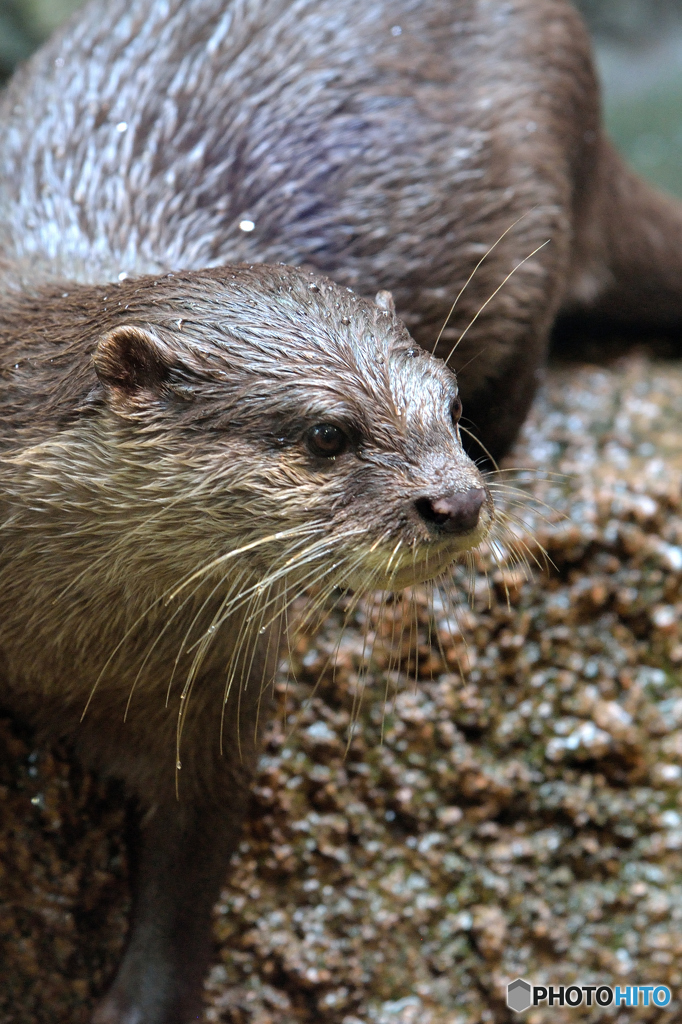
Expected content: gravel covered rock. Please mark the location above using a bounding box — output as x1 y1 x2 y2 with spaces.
2 356 682 1024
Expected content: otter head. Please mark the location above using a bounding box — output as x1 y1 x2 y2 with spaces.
91 264 493 595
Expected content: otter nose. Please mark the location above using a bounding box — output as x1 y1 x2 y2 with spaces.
414 488 485 535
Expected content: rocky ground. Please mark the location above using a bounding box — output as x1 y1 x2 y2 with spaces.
2 353 682 1024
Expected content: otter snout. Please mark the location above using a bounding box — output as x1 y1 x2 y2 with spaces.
414 487 486 536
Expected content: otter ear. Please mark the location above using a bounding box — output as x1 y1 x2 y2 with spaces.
375 290 396 314
94 325 172 400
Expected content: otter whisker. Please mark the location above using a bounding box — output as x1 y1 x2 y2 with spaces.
432 578 461 648
369 589 391 743
187 527 368 653
280 544 387 729
343 532 401 724
488 509 550 572
280 597 297 734
345 565 387 754
444 239 551 366
431 578 472 682
382 595 411 744
291 539 386 645
277 540 389 749
176 525 343 657
280 577 364 749
82 524 319 720
292 575 346 637
124 571 228 722
133 561 258 720
166 523 323 602
463 549 477 599
253 598 284 744
483 520 532 569
487 480 562 514
219 584 269 759
484 521 548 597
411 585 421 692
217 532 375 748
431 209 538 354
184 569 281 771
383 537 405 577
166 568 252 708
236 581 275 763
490 467 567 481
487 493 558 525
350 588 379 732
428 581 452 677
459 424 500 471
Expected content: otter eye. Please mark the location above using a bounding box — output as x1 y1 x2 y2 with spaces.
450 395 463 426
306 423 348 458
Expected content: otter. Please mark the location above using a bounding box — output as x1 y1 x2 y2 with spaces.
0 263 492 1024
3 0 682 464
2 0 682 1022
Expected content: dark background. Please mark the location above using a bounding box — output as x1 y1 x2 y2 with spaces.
1 0 681 198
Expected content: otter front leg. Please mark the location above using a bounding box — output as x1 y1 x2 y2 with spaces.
92 781 250 1024
90 633 270 1024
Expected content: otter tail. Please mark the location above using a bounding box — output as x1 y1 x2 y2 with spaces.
564 138 682 333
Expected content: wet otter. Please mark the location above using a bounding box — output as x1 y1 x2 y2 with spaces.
2 0 682 1021
0 264 491 1024
3 0 682 464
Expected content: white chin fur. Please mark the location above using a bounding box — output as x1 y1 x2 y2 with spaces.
339 527 487 591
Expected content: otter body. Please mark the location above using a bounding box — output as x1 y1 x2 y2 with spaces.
3 0 682 462
2 1 682 1022
0 263 491 1024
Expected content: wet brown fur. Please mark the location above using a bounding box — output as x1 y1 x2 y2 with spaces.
0 263 490 1023
2 0 682 1020
3 0 682 463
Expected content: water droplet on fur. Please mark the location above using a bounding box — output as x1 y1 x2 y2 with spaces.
324 310 331 318
176 759 182 770
391 24 402 35
116 121 128 133
308 283 319 292
118 271 128 281
239 218 255 232
340 316 350 325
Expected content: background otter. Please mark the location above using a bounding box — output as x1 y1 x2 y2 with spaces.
2 0 682 1022
3 0 682 463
